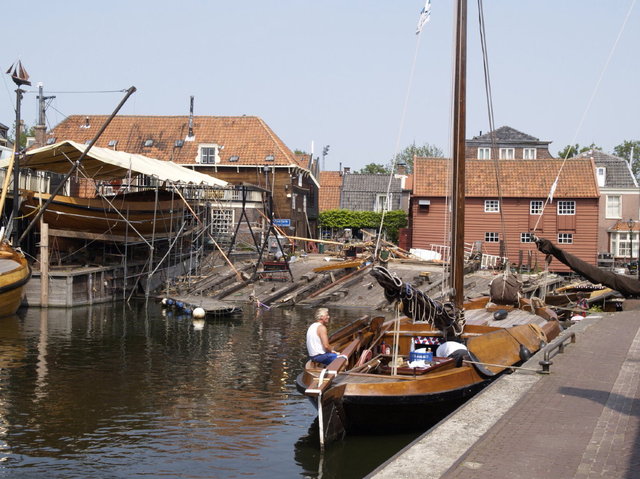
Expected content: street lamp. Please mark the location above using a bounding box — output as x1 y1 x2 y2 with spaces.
627 218 635 276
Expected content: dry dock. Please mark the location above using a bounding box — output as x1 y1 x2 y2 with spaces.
369 304 640 479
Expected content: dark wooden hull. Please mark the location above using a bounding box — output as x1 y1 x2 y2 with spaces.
20 189 181 237
0 243 31 317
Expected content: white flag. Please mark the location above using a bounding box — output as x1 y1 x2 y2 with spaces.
547 178 558 204
416 0 432 35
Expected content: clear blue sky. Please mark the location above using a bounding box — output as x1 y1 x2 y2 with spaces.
1 1 638 170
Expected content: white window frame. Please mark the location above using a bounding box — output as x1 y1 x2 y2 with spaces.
557 200 575 215
558 233 573 244
375 193 391 212
530 200 543 215
499 148 514 159
484 199 500 213
520 233 533 243
477 147 490 159
523 148 536 160
197 144 220 164
485 232 499 243
611 231 636 258
596 167 606 187
605 195 621 219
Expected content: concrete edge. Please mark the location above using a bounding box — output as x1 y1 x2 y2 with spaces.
368 317 601 479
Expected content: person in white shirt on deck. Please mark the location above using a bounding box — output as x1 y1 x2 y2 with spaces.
306 308 338 366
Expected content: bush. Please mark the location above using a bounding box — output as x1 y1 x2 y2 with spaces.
318 209 407 243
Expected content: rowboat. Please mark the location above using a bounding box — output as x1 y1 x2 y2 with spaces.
0 241 30 316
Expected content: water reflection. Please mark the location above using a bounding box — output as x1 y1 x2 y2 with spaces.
0 303 418 478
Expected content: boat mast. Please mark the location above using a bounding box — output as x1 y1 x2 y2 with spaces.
449 0 467 310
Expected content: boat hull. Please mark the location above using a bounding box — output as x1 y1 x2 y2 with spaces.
20 189 180 237
0 243 31 317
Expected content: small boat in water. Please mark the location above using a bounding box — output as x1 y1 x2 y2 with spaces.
0 241 30 317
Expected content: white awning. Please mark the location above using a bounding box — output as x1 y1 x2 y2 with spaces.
1 140 227 186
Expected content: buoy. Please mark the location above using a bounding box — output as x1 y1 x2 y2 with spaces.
193 307 206 319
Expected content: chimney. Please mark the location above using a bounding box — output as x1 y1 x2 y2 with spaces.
343 166 350 174
186 96 195 141
396 162 407 175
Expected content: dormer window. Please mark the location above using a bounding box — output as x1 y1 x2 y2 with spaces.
477 147 490 159
108 140 118 148
229 155 239 162
523 148 536 159
46 137 56 145
198 144 220 164
596 167 606 187
143 139 154 147
265 155 275 162
499 148 514 159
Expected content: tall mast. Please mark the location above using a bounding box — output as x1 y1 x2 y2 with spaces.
449 0 467 310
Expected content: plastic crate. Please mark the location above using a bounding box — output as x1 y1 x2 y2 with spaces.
409 350 433 362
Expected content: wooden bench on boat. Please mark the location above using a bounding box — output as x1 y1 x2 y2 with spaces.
379 356 455 376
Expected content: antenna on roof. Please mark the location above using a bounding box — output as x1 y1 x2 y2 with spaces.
186 95 195 141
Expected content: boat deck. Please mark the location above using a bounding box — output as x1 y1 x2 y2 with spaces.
0 258 21 274
464 307 547 328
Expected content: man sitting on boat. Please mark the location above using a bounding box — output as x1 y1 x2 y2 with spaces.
306 308 338 366
436 341 471 367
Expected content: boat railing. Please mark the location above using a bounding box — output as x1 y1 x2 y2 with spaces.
480 253 508 269
538 330 576 373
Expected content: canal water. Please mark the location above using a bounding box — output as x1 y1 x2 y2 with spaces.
0 302 423 478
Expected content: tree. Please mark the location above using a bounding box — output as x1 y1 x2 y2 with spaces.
9 123 35 148
357 163 391 174
390 143 443 173
613 140 640 177
556 143 601 159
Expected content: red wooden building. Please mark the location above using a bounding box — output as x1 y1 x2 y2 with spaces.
410 157 600 273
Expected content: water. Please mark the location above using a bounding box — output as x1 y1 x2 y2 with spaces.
0 303 421 478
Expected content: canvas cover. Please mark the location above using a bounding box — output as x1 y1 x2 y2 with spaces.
535 237 640 298
0 140 227 186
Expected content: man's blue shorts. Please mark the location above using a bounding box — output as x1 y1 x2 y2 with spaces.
311 352 338 365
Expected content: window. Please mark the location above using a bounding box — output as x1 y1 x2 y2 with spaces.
484 199 500 212
523 148 536 159
520 233 533 243
596 167 606 187
606 195 621 219
557 200 575 215
612 232 636 258
558 233 573 244
375 194 391 212
209 208 234 238
108 140 118 148
174 139 184 148
265 155 275 161
530 200 543 215
198 145 219 164
499 148 514 159
485 232 499 242
477 147 490 159
228 155 239 162
143 139 154 147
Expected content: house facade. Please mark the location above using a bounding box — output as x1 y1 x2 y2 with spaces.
465 126 554 160
48 115 319 239
410 157 600 273
575 149 639 262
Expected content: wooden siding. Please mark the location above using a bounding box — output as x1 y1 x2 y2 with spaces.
411 196 599 273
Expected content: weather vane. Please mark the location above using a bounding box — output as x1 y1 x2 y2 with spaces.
6 60 31 87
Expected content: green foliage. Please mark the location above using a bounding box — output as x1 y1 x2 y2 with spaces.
556 143 601 159
318 209 408 243
613 140 640 177
9 123 35 148
294 149 309 155
390 143 443 174
356 163 391 174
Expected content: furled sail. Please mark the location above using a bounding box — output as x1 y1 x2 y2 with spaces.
534 236 640 297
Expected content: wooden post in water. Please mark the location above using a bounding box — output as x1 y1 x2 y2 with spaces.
40 221 49 307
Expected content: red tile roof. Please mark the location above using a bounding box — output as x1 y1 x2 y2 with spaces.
48 115 302 167
413 158 599 198
319 171 343 211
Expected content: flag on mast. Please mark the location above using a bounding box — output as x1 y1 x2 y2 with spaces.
416 0 432 35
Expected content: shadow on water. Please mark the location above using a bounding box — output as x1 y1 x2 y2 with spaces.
294 420 421 479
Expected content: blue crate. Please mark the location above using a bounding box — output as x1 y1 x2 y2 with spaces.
409 350 433 362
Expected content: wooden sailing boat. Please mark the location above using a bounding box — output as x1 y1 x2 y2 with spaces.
296 1 561 445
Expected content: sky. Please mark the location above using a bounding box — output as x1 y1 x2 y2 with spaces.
1 0 638 171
